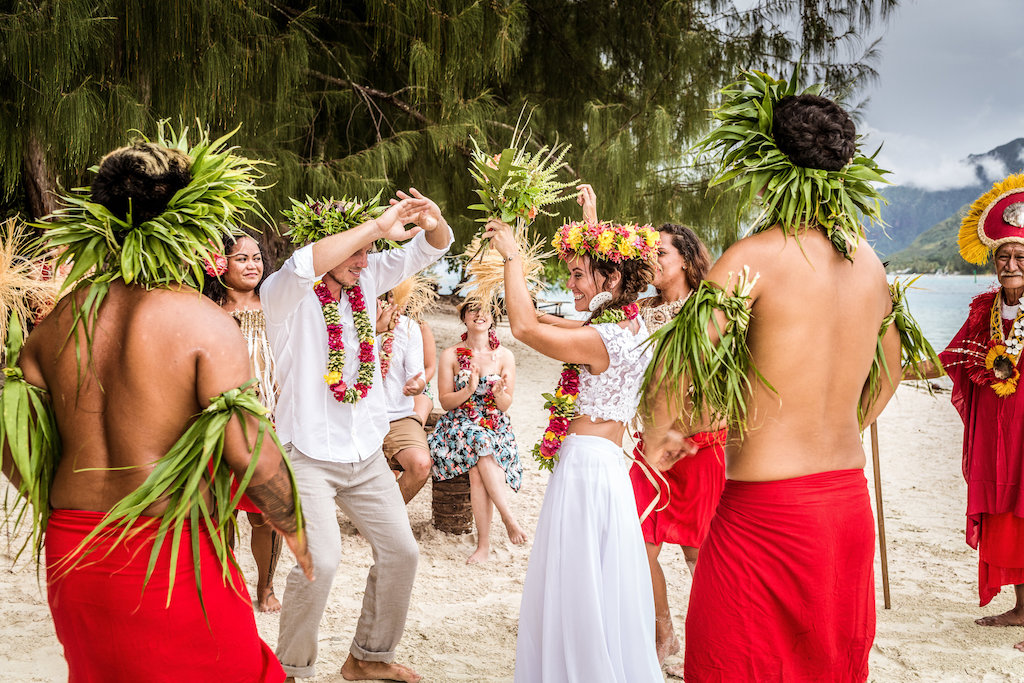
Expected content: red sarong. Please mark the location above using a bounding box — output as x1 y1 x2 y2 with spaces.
685 469 875 683
978 512 1024 606
46 509 284 683
630 430 726 547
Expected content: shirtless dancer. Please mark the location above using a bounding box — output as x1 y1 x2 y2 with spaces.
2 140 311 681
643 84 902 681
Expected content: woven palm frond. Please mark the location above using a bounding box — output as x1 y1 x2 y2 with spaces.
389 272 439 321
458 225 552 311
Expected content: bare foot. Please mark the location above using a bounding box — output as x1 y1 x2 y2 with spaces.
503 517 528 545
341 654 421 682
656 631 681 664
258 588 281 613
665 662 685 679
975 608 1024 627
467 546 490 564
1015 640 1024 652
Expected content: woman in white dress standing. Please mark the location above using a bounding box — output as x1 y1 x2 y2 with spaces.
482 217 663 682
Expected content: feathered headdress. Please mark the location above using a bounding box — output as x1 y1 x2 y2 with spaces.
958 173 1024 265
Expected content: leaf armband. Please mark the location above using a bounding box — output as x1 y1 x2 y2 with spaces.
861 277 942 425
50 381 303 611
641 267 768 434
1 314 61 568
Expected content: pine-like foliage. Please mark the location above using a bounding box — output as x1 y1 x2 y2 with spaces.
1 0 897 258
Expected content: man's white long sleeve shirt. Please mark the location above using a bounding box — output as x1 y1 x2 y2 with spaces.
261 229 451 462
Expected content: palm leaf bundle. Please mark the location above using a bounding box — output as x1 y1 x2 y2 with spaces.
458 227 552 312
860 276 942 425
389 272 439 321
48 382 303 609
641 267 769 433
0 219 62 359
0 313 61 568
693 67 890 261
467 134 575 227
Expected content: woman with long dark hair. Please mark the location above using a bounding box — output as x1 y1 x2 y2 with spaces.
203 233 282 612
631 223 726 671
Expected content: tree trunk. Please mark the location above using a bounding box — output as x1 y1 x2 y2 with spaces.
22 133 58 219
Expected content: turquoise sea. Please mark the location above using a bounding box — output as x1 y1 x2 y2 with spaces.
891 274 998 351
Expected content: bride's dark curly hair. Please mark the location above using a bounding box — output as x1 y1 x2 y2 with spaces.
586 256 656 322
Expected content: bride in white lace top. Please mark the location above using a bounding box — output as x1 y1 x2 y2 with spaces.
483 216 663 682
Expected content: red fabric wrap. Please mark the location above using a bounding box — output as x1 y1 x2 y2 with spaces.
630 430 727 547
978 512 1024 606
684 469 875 683
46 509 283 683
940 289 1024 604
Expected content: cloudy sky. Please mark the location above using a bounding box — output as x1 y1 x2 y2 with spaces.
861 0 1024 189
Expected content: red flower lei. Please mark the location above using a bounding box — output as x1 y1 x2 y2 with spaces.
380 331 396 380
532 302 639 471
314 279 375 403
456 347 501 430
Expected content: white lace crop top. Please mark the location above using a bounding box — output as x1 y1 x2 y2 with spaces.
576 320 653 423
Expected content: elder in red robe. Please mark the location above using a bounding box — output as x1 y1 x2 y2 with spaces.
934 173 1024 651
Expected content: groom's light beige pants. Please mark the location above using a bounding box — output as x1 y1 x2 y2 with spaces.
276 444 419 679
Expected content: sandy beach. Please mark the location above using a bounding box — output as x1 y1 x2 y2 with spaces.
4 310 1024 681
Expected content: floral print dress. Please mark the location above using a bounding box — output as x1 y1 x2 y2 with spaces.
428 349 522 491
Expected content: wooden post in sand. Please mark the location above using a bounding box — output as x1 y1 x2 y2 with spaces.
870 421 891 609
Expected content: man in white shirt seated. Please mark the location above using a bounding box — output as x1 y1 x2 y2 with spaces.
262 189 452 683
376 288 431 504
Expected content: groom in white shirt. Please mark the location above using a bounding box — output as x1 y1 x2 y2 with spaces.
263 189 452 683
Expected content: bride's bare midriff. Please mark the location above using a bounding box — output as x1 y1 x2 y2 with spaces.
568 415 626 444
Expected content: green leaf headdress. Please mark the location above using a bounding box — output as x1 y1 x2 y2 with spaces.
693 67 890 260
38 121 268 294
33 121 268 372
282 192 399 251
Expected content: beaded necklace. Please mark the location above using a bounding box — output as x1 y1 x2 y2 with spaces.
532 302 639 471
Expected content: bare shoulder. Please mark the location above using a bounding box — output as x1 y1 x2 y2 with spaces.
499 345 516 364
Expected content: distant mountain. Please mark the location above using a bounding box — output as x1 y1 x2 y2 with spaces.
885 205 974 274
871 138 1024 258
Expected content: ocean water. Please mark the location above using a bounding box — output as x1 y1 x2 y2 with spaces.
891 274 998 350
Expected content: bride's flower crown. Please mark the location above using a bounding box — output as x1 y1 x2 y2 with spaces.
553 220 660 267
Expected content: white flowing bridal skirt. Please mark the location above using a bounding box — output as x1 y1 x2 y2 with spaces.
515 434 662 682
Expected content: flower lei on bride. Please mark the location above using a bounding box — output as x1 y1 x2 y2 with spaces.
455 347 501 430
532 302 639 471
315 279 375 403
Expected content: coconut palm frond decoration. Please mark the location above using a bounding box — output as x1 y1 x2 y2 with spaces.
458 227 552 312
389 272 439 321
0 219 63 361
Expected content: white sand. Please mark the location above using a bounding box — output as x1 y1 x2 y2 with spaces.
4 311 1024 681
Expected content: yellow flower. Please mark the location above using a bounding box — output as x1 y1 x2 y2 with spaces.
324 371 343 385
619 239 635 258
644 230 658 247
568 226 583 248
598 231 614 253
545 430 557 440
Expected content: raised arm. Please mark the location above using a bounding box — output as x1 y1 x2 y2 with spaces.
482 219 610 369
